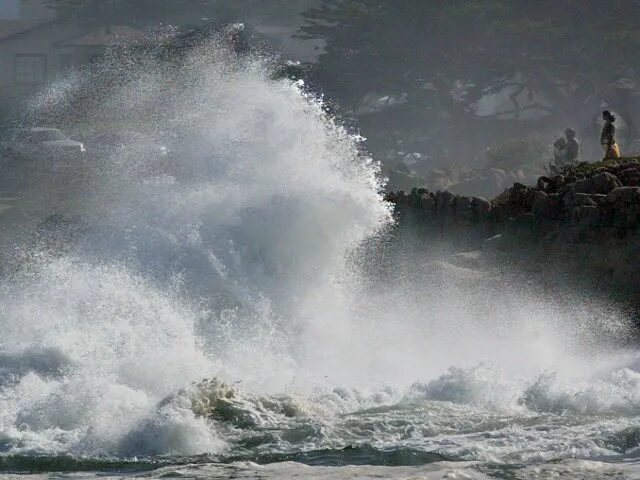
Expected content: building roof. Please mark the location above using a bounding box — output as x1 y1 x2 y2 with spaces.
0 19 52 42
59 25 147 47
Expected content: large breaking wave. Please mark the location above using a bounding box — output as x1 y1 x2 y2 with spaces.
0 32 639 466
0 35 391 457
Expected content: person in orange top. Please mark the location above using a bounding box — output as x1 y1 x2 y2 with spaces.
601 110 621 159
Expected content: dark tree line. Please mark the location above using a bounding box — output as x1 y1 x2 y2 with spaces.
299 0 640 163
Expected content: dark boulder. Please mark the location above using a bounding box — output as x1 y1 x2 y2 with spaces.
453 196 473 220
571 205 601 227
435 191 456 216
471 197 492 221
572 172 621 195
419 192 436 212
531 190 549 215
608 186 640 205
562 191 598 209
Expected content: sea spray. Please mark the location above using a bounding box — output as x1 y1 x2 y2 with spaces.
0 34 391 456
0 31 639 467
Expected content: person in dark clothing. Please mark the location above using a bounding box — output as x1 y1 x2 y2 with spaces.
564 128 579 165
601 110 620 159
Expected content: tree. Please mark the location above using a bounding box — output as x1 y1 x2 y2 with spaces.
299 1 640 163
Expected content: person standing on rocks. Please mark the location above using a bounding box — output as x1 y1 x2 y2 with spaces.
564 128 580 165
601 110 621 160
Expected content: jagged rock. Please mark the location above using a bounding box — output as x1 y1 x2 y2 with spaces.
571 205 601 227
618 167 640 176
419 192 435 212
531 190 549 215
537 177 551 191
622 173 640 187
435 191 456 215
410 187 426 207
562 191 598 209
531 190 562 219
616 162 640 173
603 187 640 228
626 205 640 225
607 186 640 204
509 183 534 204
397 191 411 204
546 193 562 218
537 175 565 194
588 194 609 206
501 183 535 218
471 197 492 220
489 204 506 222
572 172 621 195
617 167 640 188
593 172 622 193
387 156 640 308
392 158 639 227
552 176 565 193
453 196 473 219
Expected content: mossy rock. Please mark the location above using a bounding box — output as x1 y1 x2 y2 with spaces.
560 157 640 177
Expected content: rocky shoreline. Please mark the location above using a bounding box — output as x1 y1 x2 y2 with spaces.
386 157 640 312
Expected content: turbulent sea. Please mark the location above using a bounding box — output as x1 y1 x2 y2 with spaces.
2 37 640 479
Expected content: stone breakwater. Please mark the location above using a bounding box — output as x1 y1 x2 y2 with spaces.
386 157 640 308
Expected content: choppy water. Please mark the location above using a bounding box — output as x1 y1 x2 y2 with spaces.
1 33 640 479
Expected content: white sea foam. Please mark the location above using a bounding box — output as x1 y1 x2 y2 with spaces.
0 34 638 469
0 37 390 457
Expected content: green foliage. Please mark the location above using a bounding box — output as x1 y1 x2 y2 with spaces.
297 0 640 166
300 0 640 118
301 0 640 103
561 157 640 177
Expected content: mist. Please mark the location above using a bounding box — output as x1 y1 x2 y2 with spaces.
0 2 639 479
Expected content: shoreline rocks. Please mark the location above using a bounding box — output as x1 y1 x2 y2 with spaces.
386 157 640 309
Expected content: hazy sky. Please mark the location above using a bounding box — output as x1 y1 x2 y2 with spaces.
0 0 20 19
0 0 54 20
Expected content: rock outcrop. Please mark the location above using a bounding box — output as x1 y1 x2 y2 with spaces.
385 165 539 199
386 158 640 308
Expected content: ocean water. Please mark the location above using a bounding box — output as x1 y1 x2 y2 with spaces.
1 36 640 479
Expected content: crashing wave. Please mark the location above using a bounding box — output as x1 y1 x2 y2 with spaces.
180 378 310 428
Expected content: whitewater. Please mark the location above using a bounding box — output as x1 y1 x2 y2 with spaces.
1 35 640 479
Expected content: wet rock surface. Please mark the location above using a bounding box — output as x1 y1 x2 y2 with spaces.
386 158 640 310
